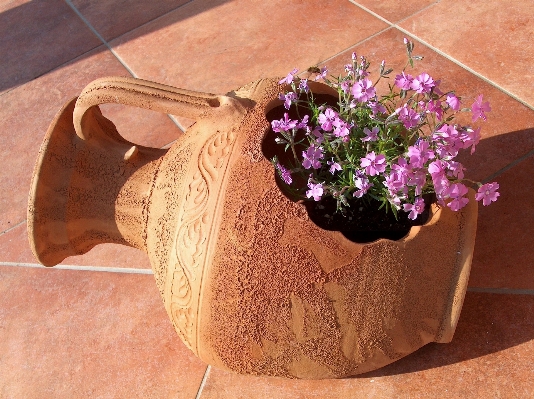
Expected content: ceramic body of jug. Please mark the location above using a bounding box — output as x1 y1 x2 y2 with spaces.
28 77 477 379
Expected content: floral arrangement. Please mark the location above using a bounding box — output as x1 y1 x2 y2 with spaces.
270 38 499 221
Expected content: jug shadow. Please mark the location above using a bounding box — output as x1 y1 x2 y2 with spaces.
0 0 232 93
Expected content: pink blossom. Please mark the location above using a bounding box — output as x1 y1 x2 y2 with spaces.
472 94 491 122
318 108 338 131
276 163 292 185
368 101 387 116
279 91 297 110
396 105 420 129
302 145 324 169
309 126 324 144
433 124 463 158
444 183 469 211
361 152 386 176
447 161 465 179
306 182 324 201
446 94 461 111
426 100 443 121
299 79 309 93
384 172 404 195
428 159 447 178
315 66 328 81
279 68 298 85
407 140 435 168
411 73 435 94
352 78 376 102
296 115 309 130
333 119 350 139
475 182 500 206
362 127 379 142
271 113 297 132
353 175 373 198
403 197 426 220
461 127 481 154
407 169 427 196
391 157 411 183
394 72 413 90
327 159 342 174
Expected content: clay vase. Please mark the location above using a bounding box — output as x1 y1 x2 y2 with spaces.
28 76 478 379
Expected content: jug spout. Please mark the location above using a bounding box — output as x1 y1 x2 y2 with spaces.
28 98 166 266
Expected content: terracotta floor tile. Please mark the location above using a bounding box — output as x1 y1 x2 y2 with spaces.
0 46 181 233
0 0 102 94
70 0 191 41
110 0 388 95
399 0 534 108
0 266 207 398
469 154 534 290
350 0 438 23
318 28 534 183
0 222 152 269
198 292 534 398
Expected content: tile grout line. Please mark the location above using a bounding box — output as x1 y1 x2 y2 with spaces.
467 287 534 296
63 0 188 134
481 147 534 183
0 219 26 236
0 262 153 274
316 26 393 67
348 1 534 112
63 0 138 78
194 365 211 399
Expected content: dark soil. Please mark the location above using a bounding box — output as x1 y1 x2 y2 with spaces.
304 195 433 243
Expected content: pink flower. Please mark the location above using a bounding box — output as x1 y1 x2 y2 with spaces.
403 197 426 220
279 91 297 110
309 126 324 144
444 183 469 211
407 140 435 168
426 100 443 121
447 161 465 179
391 157 411 183
279 68 298 85
302 145 324 169
368 101 387 116
411 73 435 94
333 119 350 139
314 66 329 81
361 152 386 176
407 169 427 196
276 163 292 185
318 108 338 131
396 105 420 129
475 182 500 206
327 159 342 174
362 127 379 142
384 172 404 195
446 94 461 111
461 127 481 154
306 182 324 201
352 78 376 102
271 113 297 132
394 72 413 90
353 174 373 198
472 94 491 122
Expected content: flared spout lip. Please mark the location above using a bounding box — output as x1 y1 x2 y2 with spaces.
27 97 80 267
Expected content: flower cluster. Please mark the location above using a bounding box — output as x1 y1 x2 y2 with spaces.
271 39 499 219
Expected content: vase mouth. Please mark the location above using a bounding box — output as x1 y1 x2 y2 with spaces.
27 97 83 266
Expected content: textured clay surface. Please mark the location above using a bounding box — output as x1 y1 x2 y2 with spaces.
28 77 478 379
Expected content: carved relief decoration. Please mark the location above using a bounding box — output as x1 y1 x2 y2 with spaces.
169 128 237 350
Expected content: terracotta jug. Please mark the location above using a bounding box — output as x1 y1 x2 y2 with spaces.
28 76 478 379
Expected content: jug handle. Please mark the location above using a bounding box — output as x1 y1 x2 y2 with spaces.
73 76 222 140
